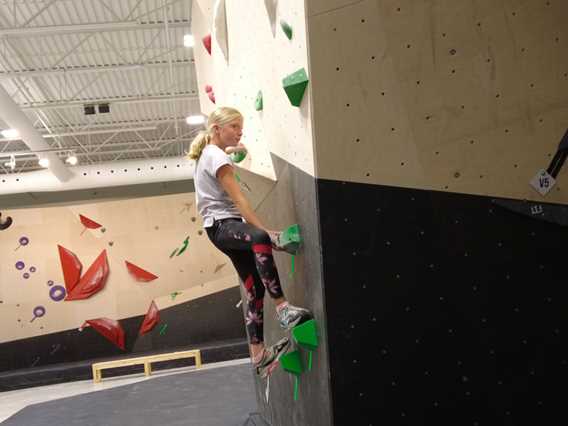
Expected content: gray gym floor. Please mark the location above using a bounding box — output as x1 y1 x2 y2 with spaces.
1 363 257 426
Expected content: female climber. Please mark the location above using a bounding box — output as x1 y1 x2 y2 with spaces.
188 106 311 377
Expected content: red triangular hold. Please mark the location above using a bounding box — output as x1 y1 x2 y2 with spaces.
139 301 160 336
57 245 82 294
79 214 102 230
66 250 109 301
208 90 216 104
205 84 213 93
125 260 158 282
83 318 125 350
202 34 212 55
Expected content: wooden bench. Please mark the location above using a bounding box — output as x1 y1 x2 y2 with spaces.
91 349 202 383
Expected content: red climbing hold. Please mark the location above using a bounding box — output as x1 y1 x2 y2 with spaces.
139 301 160 336
66 250 109 301
208 90 216 104
79 214 102 230
57 245 82 294
202 34 212 55
205 84 213 93
125 260 158 282
83 318 125 350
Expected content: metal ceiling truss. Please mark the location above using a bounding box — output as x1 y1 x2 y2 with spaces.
0 0 201 179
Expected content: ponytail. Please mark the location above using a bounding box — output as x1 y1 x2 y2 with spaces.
187 107 243 160
188 131 211 160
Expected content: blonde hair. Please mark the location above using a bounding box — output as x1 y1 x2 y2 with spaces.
188 106 243 160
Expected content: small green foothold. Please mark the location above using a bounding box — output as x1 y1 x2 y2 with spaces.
231 150 247 163
282 68 309 107
255 90 263 111
280 20 293 40
170 291 182 300
280 350 304 375
292 319 318 351
278 224 302 254
159 323 168 335
235 173 241 182
176 236 189 256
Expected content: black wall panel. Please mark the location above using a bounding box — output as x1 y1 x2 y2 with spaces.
319 179 567 425
0 286 245 373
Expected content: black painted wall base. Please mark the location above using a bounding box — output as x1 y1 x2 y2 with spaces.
318 179 567 425
0 286 247 390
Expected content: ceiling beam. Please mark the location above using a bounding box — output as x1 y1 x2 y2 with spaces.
19 92 198 110
0 60 193 79
0 85 71 181
0 21 189 38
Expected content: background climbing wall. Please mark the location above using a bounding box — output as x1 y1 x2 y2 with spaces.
191 2 332 425
0 192 247 371
306 1 568 424
192 0 315 181
308 0 568 202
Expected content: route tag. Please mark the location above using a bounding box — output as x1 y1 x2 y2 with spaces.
530 169 556 196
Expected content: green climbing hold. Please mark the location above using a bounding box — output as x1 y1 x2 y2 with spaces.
255 90 263 111
176 236 189 256
292 319 318 351
280 20 293 40
278 224 302 254
159 323 168 335
282 68 309 107
231 150 247 163
280 350 304 375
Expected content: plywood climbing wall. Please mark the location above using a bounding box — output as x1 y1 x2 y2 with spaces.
191 0 315 180
308 0 568 203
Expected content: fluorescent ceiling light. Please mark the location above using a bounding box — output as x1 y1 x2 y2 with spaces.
38 157 50 168
66 155 78 165
183 34 195 48
1 128 19 138
186 115 205 125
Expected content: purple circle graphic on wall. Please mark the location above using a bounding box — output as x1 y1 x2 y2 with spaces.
47 280 54 286
29 266 36 273
23 273 30 279
15 261 25 270
49 285 66 302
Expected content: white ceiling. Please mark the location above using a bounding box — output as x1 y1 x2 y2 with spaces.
0 0 201 175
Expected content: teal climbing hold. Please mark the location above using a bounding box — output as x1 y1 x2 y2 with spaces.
282 68 309 107
280 20 293 40
255 90 263 111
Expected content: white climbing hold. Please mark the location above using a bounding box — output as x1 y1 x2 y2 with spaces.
213 0 229 61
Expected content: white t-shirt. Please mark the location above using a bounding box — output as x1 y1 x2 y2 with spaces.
195 144 242 227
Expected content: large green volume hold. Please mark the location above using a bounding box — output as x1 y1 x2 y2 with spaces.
280 350 304 375
282 68 309 107
292 319 318 351
278 224 302 254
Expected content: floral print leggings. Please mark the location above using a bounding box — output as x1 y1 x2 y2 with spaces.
206 218 284 344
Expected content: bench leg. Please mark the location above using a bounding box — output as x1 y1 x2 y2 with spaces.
195 352 202 369
144 362 152 377
93 367 102 383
